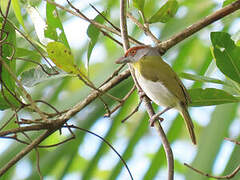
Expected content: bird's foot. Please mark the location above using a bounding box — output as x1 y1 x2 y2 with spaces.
149 115 164 127
138 91 152 102
149 107 172 126
138 90 146 100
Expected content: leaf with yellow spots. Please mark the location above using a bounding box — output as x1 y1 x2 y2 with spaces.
46 42 99 93
47 41 79 74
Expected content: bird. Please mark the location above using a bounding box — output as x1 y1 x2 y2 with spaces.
116 46 196 144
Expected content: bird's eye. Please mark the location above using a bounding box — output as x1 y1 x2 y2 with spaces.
131 50 136 55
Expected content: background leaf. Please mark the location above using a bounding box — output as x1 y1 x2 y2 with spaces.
87 13 105 66
133 0 145 12
0 17 17 110
148 0 179 23
223 0 237 7
189 88 239 106
211 32 240 84
46 1 69 47
180 72 228 85
12 0 25 30
20 65 68 87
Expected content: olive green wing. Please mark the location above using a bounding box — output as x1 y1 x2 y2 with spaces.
139 56 191 104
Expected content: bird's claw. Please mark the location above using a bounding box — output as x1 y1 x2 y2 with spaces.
149 115 164 127
138 91 146 100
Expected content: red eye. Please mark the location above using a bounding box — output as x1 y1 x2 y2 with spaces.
130 50 136 55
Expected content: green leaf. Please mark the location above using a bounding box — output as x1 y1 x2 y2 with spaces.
211 32 240 84
0 92 21 110
20 64 68 87
148 0 179 23
223 0 237 7
87 13 105 65
46 1 69 47
44 25 58 41
15 48 41 60
0 18 21 110
133 0 145 12
0 17 16 91
46 41 80 74
180 72 230 86
0 95 11 110
15 48 42 75
12 0 26 30
189 88 239 107
223 138 240 180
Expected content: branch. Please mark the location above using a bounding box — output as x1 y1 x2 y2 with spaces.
121 99 142 123
0 68 130 175
158 0 240 53
67 125 133 180
0 129 55 176
184 163 240 179
0 124 53 137
127 12 160 44
104 85 136 117
224 137 240 145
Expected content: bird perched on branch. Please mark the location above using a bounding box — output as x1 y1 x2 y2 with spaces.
116 46 196 144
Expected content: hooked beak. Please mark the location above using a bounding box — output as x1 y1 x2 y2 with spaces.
115 56 131 64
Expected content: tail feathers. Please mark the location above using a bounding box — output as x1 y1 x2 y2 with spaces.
180 106 196 145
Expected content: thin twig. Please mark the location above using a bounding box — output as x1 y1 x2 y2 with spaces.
2 135 75 148
184 163 240 179
34 100 60 114
127 12 160 44
35 148 43 180
0 0 11 50
1 72 25 106
121 99 142 123
77 72 122 102
3 19 57 71
45 0 143 45
0 125 51 137
15 57 58 76
0 58 48 122
0 29 8 44
104 85 136 117
67 2 123 47
55 69 130 123
0 129 57 176
99 64 126 87
89 3 120 32
86 3 124 46
100 30 123 46
0 107 22 131
65 124 133 180
224 137 240 145
158 0 240 54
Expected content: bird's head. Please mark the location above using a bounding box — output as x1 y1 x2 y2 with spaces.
115 46 160 64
